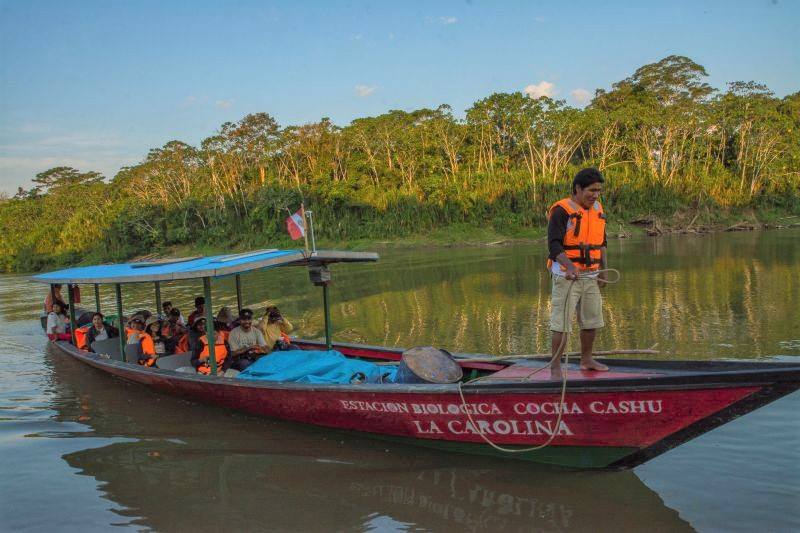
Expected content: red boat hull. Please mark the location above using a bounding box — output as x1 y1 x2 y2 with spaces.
52 341 800 469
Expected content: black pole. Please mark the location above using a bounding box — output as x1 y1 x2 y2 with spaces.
322 283 332 351
94 284 101 312
203 277 217 375
235 274 242 312
67 284 77 345
115 283 126 362
155 281 162 316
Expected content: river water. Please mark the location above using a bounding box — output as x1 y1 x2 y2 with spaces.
1 230 798 532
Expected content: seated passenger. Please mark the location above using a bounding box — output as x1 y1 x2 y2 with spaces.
216 306 235 331
228 308 270 370
145 317 170 356
162 308 187 340
127 316 157 366
257 304 294 352
44 284 67 314
83 312 119 351
160 301 186 325
187 296 205 327
46 301 72 341
191 318 228 375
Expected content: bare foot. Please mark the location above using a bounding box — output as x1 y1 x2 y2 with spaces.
580 359 609 372
550 362 564 380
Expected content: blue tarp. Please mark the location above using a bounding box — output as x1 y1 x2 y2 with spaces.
236 350 397 384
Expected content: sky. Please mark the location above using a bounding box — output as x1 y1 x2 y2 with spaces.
0 0 798 194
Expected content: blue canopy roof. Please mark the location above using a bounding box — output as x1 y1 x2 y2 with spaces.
31 249 378 285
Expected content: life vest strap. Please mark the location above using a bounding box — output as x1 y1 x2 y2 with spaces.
563 244 603 266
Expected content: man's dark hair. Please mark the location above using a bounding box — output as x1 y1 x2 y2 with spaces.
572 167 605 194
239 308 254 319
169 308 181 317
194 296 205 307
162 301 172 309
92 312 104 320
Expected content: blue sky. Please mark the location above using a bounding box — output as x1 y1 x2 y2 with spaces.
1 0 797 193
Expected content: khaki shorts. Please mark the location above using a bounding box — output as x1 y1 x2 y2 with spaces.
550 275 604 333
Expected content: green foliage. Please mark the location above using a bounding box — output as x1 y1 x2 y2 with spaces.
1 55 798 272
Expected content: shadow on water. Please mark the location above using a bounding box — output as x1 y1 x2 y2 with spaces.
47 348 692 532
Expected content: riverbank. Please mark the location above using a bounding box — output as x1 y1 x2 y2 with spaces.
127 209 800 264
4 201 799 273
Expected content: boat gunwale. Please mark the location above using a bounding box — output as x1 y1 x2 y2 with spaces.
52 341 800 395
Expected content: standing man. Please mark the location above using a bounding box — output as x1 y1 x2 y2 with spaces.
548 167 609 373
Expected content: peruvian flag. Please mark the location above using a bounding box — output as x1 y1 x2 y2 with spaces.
285 208 306 240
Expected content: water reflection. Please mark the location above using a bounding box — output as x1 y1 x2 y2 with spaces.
6 230 799 362
49 350 691 532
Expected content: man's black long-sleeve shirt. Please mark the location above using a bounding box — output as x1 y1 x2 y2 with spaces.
547 205 607 261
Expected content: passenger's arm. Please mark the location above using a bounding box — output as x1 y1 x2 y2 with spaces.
250 330 269 352
191 343 204 368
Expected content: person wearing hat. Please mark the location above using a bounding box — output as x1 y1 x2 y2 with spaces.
127 315 157 366
256 304 294 352
145 316 170 356
227 308 270 370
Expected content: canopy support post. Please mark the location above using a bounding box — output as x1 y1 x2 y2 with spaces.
235 274 242 312
49 284 56 312
154 281 162 317
322 284 332 351
94 284 101 312
115 283 126 362
203 277 217 375
67 284 77 345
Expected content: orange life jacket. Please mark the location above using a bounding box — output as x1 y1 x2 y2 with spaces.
547 198 606 272
176 333 189 353
197 334 228 375
129 330 157 366
75 325 91 351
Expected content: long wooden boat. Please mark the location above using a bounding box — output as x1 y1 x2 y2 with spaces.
34 249 800 469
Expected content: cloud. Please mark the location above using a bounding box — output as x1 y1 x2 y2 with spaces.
0 129 139 193
439 16 458 25
534 16 546 23
215 99 234 109
0 134 124 151
523 81 556 99
0 154 139 193
354 85 377 98
570 88 592 105
181 95 200 108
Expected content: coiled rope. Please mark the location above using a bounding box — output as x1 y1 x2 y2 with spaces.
455 268 620 453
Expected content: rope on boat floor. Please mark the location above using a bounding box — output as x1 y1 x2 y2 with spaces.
456 268 621 454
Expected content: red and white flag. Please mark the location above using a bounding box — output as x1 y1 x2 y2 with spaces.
285 208 306 240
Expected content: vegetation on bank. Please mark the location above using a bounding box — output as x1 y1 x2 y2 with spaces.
1 56 798 272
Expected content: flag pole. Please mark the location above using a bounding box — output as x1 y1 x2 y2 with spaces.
306 210 317 255
300 203 310 253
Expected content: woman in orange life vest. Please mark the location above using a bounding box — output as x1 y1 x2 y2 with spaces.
145 316 171 356
126 315 158 367
547 167 610 374
190 317 229 375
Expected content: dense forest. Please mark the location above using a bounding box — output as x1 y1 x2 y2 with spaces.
1 56 798 272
